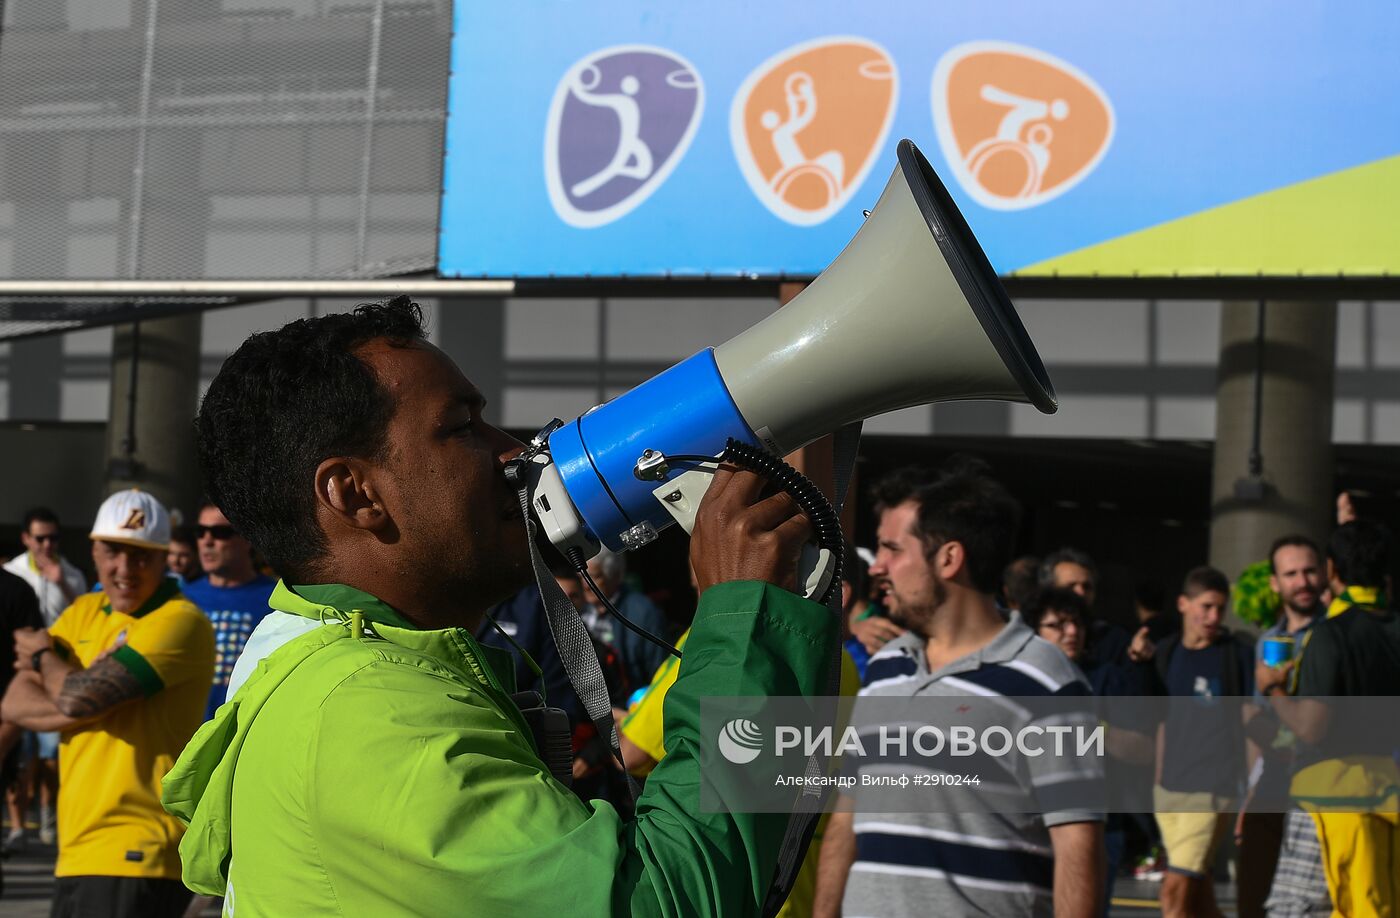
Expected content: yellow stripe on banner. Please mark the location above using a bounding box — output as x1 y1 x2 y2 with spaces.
1015 154 1400 277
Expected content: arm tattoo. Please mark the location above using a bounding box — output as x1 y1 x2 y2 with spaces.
56 657 145 720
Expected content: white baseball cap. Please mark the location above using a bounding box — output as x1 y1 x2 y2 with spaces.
89 488 171 551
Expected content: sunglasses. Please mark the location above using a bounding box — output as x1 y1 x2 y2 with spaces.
196 525 239 540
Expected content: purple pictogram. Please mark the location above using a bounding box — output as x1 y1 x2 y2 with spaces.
546 46 704 228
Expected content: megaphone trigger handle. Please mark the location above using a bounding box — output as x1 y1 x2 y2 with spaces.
664 439 844 606
716 439 844 606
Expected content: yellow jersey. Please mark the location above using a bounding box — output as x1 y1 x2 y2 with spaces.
48 579 215 879
619 628 690 771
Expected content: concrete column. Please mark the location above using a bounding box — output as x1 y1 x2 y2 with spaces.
8 335 63 420
101 98 209 518
105 314 204 517
1209 300 1336 617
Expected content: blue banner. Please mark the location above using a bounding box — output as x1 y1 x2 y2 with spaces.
439 2 1400 278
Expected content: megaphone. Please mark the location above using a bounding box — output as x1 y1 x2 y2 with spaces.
519 139 1057 585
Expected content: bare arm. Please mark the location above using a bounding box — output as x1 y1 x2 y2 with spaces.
849 615 905 656
36 557 81 604
1255 660 1331 745
1266 694 1331 745
813 805 856 918
1049 820 1104 918
36 643 78 700
617 729 656 776
2 670 71 732
53 654 147 721
1105 725 1155 766
0 718 24 761
1 652 145 732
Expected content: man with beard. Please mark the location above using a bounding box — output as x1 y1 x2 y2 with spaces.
1257 520 1400 918
814 466 1104 918
1237 536 1327 918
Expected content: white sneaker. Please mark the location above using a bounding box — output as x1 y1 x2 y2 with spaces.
2 827 25 854
38 808 55 845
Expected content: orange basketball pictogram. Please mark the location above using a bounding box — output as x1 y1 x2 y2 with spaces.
932 42 1113 211
731 38 898 225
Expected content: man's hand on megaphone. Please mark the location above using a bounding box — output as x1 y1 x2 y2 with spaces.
691 465 812 596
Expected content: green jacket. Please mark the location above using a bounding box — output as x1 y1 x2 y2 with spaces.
162 579 833 916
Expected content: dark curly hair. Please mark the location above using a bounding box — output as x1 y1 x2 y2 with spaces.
1022 586 1089 633
20 507 60 532
870 463 1022 595
1328 520 1394 590
195 296 426 582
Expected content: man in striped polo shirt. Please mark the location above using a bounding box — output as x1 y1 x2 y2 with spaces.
815 466 1104 918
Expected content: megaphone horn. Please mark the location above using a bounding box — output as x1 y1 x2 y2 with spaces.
528 139 1057 561
718 139 1057 455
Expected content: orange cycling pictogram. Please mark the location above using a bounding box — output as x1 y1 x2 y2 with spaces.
731 37 898 226
932 41 1113 211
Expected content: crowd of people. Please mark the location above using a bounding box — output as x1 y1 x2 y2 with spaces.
0 493 279 913
0 299 1394 917
814 470 1399 918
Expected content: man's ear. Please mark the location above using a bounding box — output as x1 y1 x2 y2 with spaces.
938 541 968 584
314 457 391 535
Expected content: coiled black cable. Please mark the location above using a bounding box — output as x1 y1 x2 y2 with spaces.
667 438 845 607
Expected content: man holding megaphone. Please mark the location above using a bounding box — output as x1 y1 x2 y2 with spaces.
162 297 834 916
163 139 1062 916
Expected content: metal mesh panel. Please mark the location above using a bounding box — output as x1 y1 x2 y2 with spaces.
0 0 451 339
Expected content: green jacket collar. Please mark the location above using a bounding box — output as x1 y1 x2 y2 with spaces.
267 580 518 696
271 581 417 631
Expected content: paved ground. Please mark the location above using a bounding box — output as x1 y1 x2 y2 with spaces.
0 841 220 917
0 839 55 917
0 850 1232 917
